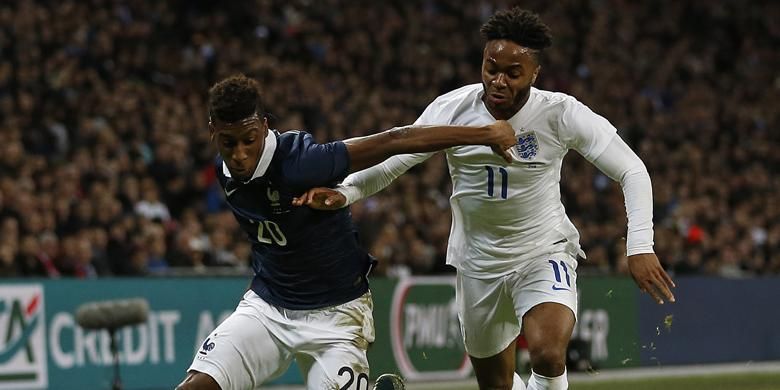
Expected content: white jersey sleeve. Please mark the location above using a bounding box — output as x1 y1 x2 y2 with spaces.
557 98 617 161
338 152 431 204
557 97 654 256
590 136 655 256
337 99 447 204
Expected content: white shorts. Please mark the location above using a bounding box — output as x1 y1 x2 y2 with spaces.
456 252 578 358
188 290 375 390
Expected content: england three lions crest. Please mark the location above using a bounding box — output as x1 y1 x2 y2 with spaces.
515 131 539 160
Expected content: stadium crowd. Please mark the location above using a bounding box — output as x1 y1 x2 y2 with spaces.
0 0 777 279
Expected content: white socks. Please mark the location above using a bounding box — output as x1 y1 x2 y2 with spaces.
511 372 526 390
526 368 568 390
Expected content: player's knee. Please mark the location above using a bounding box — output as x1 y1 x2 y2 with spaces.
528 345 566 376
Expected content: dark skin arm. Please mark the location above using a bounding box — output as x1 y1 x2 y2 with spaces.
342 121 516 173
291 121 515 207
291 186 347 209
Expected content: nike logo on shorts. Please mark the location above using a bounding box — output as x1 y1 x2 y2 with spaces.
552 285 570 291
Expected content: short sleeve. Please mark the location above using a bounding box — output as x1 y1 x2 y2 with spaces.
557 98 618 161
283 132 350 187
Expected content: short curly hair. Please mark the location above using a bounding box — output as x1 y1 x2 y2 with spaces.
480 8 552 53
208 74 265 123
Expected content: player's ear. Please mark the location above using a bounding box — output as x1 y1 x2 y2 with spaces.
209 121 217 142
532 66 540 85
262 117 269 134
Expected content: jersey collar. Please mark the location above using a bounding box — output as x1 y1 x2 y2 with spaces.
222 130 277 182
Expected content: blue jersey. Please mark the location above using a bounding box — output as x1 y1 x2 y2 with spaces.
215 130 374 309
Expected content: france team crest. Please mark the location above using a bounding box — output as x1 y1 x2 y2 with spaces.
515 132 539 160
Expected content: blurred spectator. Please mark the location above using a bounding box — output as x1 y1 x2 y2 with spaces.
135 177 172 222
143 223 169 274
0 0 777 278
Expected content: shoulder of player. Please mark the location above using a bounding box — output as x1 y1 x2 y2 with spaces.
273 129 345 156
273 130 338 185
530 87 578 107
528 88 589 121
274 129 310 155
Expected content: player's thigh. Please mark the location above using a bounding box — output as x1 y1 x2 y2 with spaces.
296 293 374 389
187 292 293 390
298 344 370 390
456 272 521 360
510 253 578 358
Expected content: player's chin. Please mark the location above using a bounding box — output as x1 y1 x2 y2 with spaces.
486 97 511 111
229 168 250 180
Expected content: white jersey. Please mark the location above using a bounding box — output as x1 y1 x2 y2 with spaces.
342 84 654 278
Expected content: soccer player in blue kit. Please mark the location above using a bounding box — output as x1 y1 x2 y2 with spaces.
175 74 517 390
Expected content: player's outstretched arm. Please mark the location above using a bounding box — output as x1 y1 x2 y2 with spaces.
560 98 676 304
589 136 676 304
343 120 516 173
293 121 516 210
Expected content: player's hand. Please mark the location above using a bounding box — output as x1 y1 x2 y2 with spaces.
486 120 517 163
627 253 676 304
292 187 346 210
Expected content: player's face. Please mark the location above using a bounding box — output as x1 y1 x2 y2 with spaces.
481 39 540 120
210 115 267 181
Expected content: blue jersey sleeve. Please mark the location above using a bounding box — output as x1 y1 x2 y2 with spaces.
282 132 350 188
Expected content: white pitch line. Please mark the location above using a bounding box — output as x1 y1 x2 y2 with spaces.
263 361 780 389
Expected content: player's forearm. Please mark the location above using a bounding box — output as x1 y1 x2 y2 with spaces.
590 136 655 255
343 125 491 172
621 166 654 255
337 153 431 205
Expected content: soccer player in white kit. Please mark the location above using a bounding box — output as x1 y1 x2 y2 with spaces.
294 8 676 390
